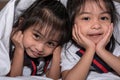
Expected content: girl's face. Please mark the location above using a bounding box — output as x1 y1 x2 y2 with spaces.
22 25 59 58
74 0 111 44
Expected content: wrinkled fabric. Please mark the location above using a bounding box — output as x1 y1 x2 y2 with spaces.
0 0 16 75
0 0 35 76
113 1 120 43
14 0 36 23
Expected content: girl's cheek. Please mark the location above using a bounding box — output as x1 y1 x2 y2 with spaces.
101 21 111 27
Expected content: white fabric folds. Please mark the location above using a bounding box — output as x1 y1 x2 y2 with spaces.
0 0 35 76
0 0 16 75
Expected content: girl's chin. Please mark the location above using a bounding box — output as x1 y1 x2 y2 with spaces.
26 51 39 58
89 39 101 44
28 54 38 58
89 37 102 44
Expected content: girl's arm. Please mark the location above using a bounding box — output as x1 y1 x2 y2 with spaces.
96 23 120 75
46 46 61 80
62 24 96 80
62 48 95 80
97 50 120 75
8 31 24 77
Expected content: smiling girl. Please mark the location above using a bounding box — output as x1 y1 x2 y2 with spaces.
61 0 120 80
9 0 71 79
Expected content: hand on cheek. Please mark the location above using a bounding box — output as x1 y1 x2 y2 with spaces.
96 23 113 53
52 46 61 63
11 30 24 51
53 46 61 57
72 24 95 50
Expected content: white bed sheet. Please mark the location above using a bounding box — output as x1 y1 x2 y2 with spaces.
0 76 53 80
0 0 36 76
0 0 16 75
87 72 120 80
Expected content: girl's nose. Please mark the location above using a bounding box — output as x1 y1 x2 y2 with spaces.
35 43 44 52
91 21 101 30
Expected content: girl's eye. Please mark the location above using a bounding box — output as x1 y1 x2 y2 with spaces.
47 42 57 48
33 33 40 40
81 17 90 21
100 16 110 21
100 15 111 21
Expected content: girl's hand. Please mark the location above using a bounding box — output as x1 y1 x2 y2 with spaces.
9 30 24 77
53 46 61 60
11 30 24 51
46 46 61 79
72 24 95 50
96 23 113 53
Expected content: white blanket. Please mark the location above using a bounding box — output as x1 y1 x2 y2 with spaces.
0 0 35 76
113 1 120 42
0 0 16 75
87 72 120 80
0 76 53 80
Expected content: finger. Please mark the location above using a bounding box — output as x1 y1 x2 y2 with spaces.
100 23 113 46
12 31 23 43
13 31 21 41
53 46 62 56
105 23 113 41
108 23 113 41
73 24 81 44
11 28 19 37
72 25 76 39
109 23 113 37
72 24 78 41
77 24 86 42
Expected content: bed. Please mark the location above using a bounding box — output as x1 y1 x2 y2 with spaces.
0 76 53 80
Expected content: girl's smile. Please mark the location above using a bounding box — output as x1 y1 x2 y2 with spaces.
74 0 111 44
23 25 59 58
87 32 104 43
26 48 44 58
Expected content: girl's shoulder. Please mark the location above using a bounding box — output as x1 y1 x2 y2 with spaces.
61 41 81 71
62 41 79 54
61 41 80 61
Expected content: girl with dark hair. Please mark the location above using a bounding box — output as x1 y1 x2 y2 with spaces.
9 0 71 79
61 0 120 80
